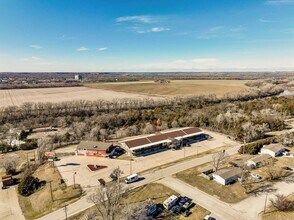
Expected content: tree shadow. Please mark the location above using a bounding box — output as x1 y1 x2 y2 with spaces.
251 184 277 197
58 163 80 167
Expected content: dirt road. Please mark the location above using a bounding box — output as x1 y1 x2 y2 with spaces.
0 186 25 220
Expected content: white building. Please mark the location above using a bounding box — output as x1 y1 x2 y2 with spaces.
260 143 285 157
246 154 271 168
212 168 242 185
74 74 83 81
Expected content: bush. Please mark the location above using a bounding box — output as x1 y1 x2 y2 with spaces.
19 140 38 150
270 194 294 211
18 175 40 196
238 137 276 155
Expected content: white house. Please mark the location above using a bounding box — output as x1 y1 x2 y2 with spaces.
260 143 285 157
246 154 271 168
212 168 242 185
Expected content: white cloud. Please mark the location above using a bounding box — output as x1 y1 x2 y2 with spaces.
116 15 158 23
265 0 294 5
151 27 170 32
131 26 170 34
197 25 244 39
209 26 224 33
31 56 41 60
98 47 108 51
134 58 220 71
76 47 90 51
258 18 277 23
30 45 43 49
23 56 41 61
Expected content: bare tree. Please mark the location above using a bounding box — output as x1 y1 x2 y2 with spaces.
88 181 128 220
121 199 154 220
240 171 254 193
109 167 124 182
263 158 284 181
3 157 17 175
212 150 227 171
37 137 54 163
270 194 294 211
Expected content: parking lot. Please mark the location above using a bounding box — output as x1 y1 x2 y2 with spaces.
55 129 239 188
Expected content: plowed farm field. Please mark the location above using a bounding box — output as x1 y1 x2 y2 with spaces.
0 87 153 108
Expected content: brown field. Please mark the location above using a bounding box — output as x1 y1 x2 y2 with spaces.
86 80 249 97
0 80 250 108
0 86 152 108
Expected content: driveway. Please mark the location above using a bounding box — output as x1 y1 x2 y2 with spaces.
0 186 25 220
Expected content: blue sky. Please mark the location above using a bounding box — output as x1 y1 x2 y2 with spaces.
0 0 294 72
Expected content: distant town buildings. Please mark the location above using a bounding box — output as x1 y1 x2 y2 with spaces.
74 74 83 81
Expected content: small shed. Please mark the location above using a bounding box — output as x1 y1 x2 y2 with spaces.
2 175 13 187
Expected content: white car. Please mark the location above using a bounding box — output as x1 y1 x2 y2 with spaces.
250 173 262 179
203 215 216 220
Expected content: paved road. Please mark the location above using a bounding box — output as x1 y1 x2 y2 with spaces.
158 177 249 220
233 176 294 220
0 186 25 220
38 145 241 220
159 175 294 220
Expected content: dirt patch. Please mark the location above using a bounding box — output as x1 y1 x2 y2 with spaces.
87 164 107 171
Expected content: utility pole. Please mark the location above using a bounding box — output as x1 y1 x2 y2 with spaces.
73 172 77 189
130 159 133 175
64 205 68 220
264 192 268 214
27 152 30 168
49 181 54 202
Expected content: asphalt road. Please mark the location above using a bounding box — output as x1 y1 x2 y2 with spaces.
158 177 249 220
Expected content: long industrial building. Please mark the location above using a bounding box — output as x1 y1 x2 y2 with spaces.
119 127 206 156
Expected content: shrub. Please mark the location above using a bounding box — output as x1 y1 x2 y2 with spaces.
19 140 38 150
18 175 40 196
238 137 276 155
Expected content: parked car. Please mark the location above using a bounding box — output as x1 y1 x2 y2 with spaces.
203 215 216 220
178 196 192 206
2 185 9 190
170 205 182 214
182 210 192 217
125 174 139 184
146 204 163 218
250 173 262 179
183 201 194 210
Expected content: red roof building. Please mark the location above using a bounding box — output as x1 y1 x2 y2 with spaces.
120 127 205 156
